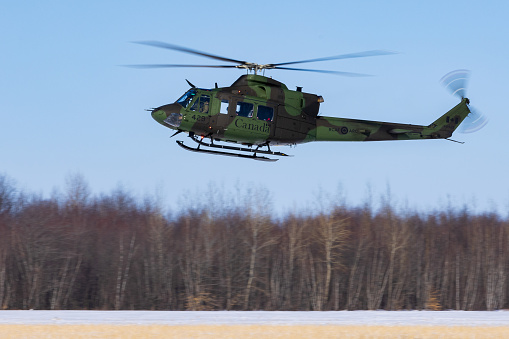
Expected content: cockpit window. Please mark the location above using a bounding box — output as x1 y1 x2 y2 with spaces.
176 89 197 108
190 95 210 113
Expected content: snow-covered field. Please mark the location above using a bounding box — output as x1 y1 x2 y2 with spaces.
1 310 508 326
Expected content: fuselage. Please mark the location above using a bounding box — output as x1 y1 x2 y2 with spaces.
151 74 322 145
151 74 471 146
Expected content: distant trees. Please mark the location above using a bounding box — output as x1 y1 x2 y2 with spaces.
0 172 508 310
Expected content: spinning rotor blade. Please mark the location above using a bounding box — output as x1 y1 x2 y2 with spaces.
440 69 488 133
124 64 238 69
441 69 469 99
271 50 397 67
131 41 396 75
274 66 370 77
460 106 488 134
133 41 247 65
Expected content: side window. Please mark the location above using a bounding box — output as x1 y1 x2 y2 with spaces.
236 102 253 117
257 105 274 122
190 95 210 113
220 100 229 114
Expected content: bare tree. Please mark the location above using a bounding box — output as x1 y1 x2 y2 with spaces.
140 208 174 309
481 214 507 310
308 212 349 310
177 210 219 310
216 212 245 310
0 174 16 309
346 208 370 310
281 215 306 310
13 197 60 309
240 188 278 310
242 212 278 309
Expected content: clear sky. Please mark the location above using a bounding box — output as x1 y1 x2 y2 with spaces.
2 0 508 216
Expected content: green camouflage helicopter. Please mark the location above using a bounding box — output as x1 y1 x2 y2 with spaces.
130 41 487 161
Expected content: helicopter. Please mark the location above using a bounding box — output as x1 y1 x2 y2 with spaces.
129 41 487 162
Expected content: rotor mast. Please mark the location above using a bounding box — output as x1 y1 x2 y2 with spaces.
236 63 273 75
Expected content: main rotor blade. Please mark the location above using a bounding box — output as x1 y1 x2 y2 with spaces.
124 64 238 69
272 50 397 67
133 41 247 65
274 66 371 77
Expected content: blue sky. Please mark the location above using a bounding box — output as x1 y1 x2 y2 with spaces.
2 0 508 215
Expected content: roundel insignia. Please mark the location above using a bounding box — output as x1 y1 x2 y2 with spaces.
340 126 349 134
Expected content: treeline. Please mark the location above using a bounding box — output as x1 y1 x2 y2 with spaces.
0 174 507 311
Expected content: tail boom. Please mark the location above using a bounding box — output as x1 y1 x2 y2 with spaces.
312 99 471 142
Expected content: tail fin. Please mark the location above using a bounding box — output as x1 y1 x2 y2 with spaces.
426 98 471 138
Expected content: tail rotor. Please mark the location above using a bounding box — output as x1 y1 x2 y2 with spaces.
441 69 488 133
460 106 488 133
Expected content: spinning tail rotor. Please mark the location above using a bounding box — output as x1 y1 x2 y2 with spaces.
441 70 488 133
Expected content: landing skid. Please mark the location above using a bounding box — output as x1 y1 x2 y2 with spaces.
176 136 292 162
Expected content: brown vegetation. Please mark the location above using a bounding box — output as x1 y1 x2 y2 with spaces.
0 173 508 310
1 325 509 339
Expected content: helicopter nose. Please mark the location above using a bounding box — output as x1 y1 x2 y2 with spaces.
151 103 183 128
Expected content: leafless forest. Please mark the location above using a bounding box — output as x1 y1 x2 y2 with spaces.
0 174 507 311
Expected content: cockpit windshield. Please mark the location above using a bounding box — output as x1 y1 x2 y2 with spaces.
176 89 197 108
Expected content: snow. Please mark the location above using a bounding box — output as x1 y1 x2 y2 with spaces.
0 310 508 326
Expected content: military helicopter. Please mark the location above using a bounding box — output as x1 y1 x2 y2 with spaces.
129 41 487 161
